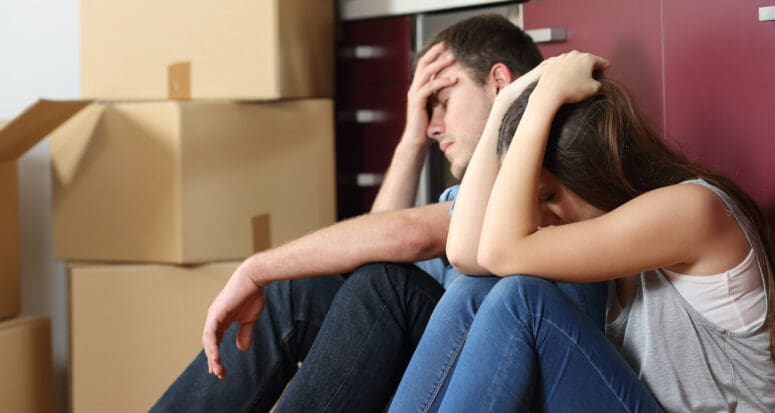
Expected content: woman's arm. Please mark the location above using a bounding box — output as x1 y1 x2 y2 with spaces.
446 63 544 275
477 52 747 282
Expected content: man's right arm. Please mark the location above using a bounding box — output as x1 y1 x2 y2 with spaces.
202 202 452 378
247 201 452 283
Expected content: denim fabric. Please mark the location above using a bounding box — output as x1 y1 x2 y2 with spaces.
415 185 462 289
274 263 445 412
151 275 345 413
389 275 618 413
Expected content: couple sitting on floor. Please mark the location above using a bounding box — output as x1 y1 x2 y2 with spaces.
153 15 775 412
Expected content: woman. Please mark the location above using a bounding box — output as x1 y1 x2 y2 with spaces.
388 52 775 412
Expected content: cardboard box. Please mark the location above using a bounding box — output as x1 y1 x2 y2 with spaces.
81 0 334 100
46 99 335 263
0 119 21 320
0 317 54 413
69 262 238 413
1 103 91 320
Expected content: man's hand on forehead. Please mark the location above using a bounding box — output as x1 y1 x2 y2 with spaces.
404 41 459 145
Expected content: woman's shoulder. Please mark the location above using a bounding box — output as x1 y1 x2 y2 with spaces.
633 181 728 219
635 182 749 275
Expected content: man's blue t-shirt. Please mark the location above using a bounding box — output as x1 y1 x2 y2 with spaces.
413 185 461 289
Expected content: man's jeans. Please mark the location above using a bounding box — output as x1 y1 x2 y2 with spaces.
389 275 661 412
151 263 445 412
274 263 446 412
151 274 346 412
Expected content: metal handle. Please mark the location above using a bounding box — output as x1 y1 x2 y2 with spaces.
760 6 775 21
338 45 387 59
337 110 389 124
525 28 566 44
356 173 384 188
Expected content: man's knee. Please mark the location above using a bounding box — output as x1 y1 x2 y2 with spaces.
340 263 442 305
345 262 420 290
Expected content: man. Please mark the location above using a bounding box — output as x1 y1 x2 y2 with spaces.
153 15 600 412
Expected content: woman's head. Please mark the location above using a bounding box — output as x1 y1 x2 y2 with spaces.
498 79 690 212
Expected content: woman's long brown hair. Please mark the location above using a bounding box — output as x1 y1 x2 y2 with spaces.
498 79 775 359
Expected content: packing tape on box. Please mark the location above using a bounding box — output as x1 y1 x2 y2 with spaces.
252 213 271 253
168 62 191 100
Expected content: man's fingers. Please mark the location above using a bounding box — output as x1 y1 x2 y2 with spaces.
413 52 455 89
236 322 255 351
202 317 226 378
416 41 446 67
416 76 459 99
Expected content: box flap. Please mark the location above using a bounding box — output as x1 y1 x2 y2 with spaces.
0 99 92 161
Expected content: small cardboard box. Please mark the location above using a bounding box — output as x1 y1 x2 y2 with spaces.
0 317 54 413
69 262 238 413
81 0 334 100
0 103 92 319
44 99 335 263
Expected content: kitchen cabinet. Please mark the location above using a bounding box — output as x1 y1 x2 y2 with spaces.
663 0 775 221
336 16 413 219
522 0 663 131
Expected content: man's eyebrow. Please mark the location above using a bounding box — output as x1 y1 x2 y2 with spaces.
427 93 440 108
426 93 440 115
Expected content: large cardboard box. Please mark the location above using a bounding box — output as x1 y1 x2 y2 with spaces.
49 99 336 263
0 317 54 413
81 0 334 100
69 262 238 413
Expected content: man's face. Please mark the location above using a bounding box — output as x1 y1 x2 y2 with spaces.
426 63 497 179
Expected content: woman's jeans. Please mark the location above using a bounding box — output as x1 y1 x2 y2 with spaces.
389 275 662 413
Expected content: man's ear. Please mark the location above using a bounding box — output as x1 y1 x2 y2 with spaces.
490 63 514 94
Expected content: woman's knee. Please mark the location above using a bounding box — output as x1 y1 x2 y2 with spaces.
427 275 500 322
485 275 557 320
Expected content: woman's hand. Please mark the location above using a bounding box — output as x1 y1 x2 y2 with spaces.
493 59 548 106
535 51 609 106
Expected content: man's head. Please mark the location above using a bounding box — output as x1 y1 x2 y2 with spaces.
418 14 542 179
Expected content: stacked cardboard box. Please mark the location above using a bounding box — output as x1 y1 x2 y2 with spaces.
0 115 56 411
0 317 54 412
0 0 336 411
0 118 56 412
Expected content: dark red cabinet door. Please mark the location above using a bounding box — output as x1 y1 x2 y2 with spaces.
663 0 775 220
522 0 664 131
336 16 413 219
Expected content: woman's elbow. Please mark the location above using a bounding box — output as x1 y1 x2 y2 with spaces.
447 254 481 275
477 242 516 277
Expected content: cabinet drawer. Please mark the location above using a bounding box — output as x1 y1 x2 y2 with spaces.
337 16 413 85
336 182 381 219
336 83 408 150
336 145 394 174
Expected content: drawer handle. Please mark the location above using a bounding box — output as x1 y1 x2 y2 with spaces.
338 45 387 59
525 28 566 43
760 6 775 21
356 173 384 188
337 109 389 124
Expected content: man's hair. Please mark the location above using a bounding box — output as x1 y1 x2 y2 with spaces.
417 14 543 85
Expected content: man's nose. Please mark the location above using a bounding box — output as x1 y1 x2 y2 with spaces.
426 112 445 140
